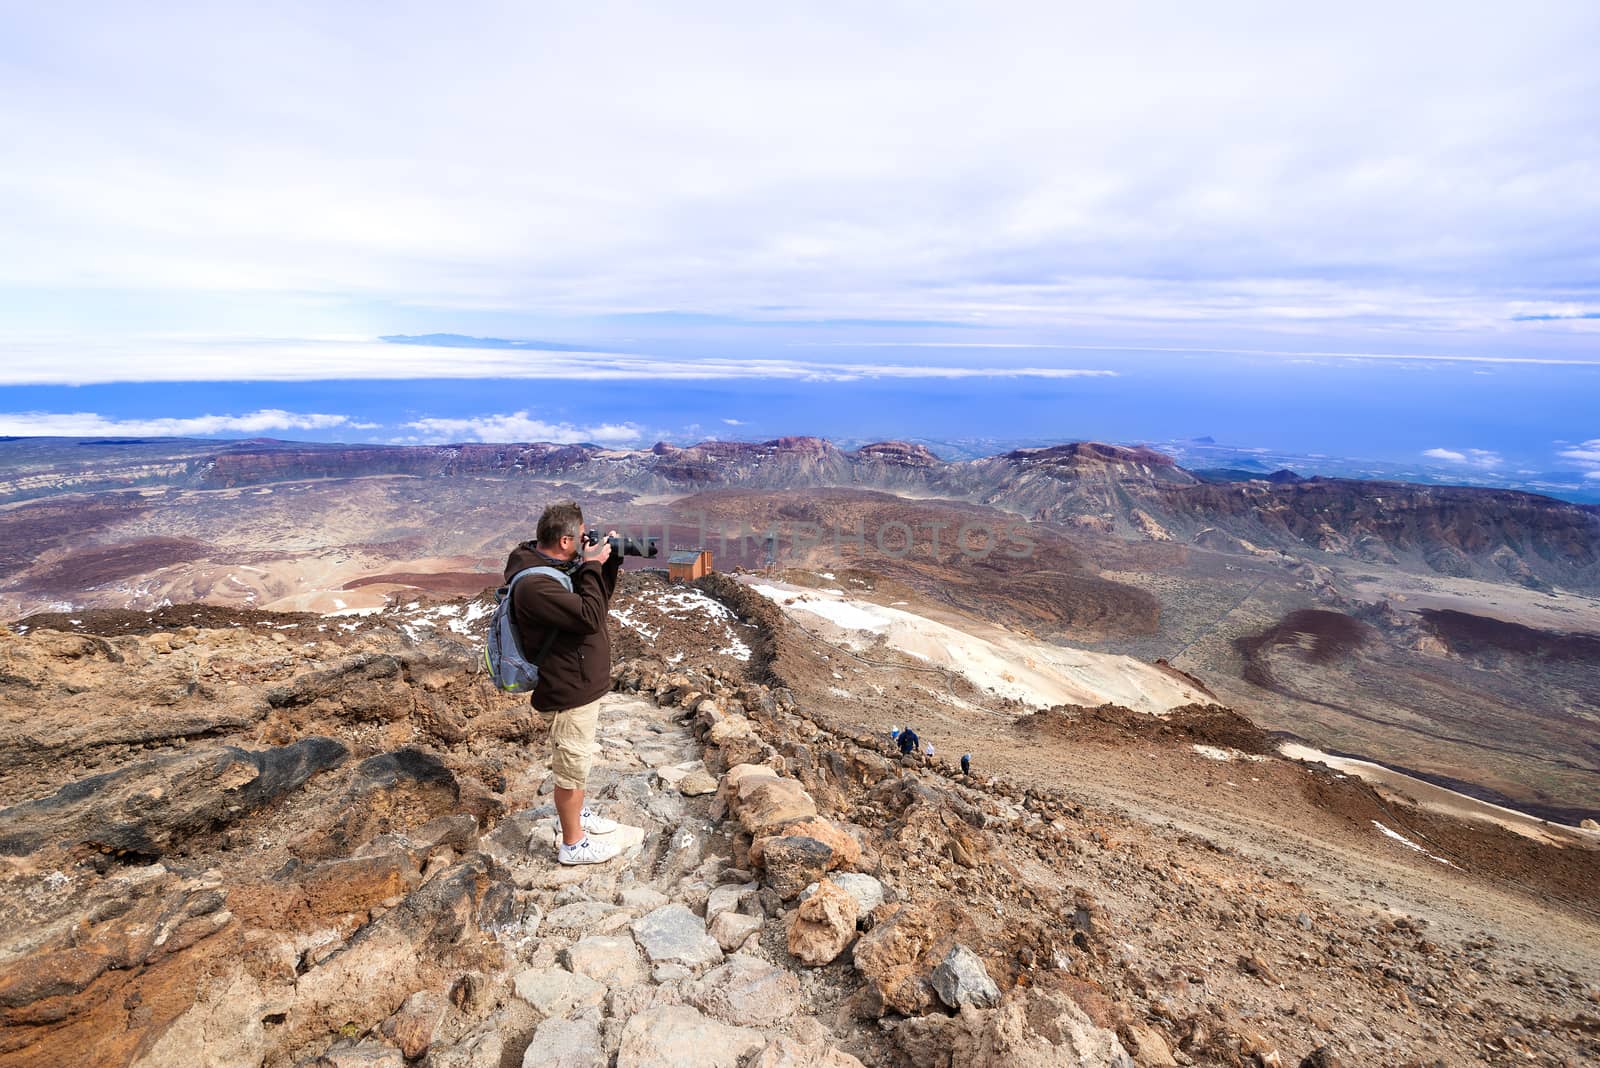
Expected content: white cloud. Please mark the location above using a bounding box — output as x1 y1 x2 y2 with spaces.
402 412 641 445
1557 439 1600 465
1586 470 1600 480
1423 447 1501 467
0 408 354 437
0 4 1597 347
0 334 1122 385
817 341 1600 367
722 418 747 426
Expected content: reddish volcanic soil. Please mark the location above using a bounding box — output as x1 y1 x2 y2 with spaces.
0 494 150 577
21 537 213 590
1421 608 1600 661
342 571 501 596
1234 609 1372 688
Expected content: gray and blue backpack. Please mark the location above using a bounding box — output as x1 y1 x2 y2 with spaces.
484 565 573 692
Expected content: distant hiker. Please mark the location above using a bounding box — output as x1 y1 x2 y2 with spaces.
961 753 971 776
924 742 935 758
890 726 901 742
504 501 624 865
897 726 919 756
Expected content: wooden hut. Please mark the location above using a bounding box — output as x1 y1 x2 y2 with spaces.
667 548 713 582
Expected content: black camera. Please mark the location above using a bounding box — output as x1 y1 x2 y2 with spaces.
583 529 659 557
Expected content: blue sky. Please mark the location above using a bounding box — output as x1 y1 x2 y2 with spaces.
1 3 1598 488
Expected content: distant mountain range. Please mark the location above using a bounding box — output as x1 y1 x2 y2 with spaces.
3 435 1597 592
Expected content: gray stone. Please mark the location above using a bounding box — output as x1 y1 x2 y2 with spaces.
930 944 1000 1009
705 881 759 924
521 1016 605 1068
429 1023 504 1068
655 765 691 787
564 935 646 988
614 1004 765 1068
632 904 723 968
658 823 709 885
512 968 607 1018
709 910 763 952
686 956 802 1028
653 963 692 983
553 884 594 906
618 885 670 911
798 873 883 920
544 900 623 934
608 981 685 1021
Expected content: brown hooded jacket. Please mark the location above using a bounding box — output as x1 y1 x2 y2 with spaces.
502 541 623 712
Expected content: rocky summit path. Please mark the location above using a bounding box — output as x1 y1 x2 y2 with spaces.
2 573 1597 1067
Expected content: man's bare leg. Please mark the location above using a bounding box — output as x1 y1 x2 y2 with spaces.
555 785 585 846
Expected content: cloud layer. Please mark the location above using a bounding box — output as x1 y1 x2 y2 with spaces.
1 2 1597 357
1423 447 1502 467
1558 438 1600 480
400 412 640 445
0 336 1121 385
0 409 361 437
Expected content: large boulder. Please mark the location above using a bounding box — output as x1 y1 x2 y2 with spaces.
295 748 462 861
799 873 883 921
288 855 510 1040
850 905 943 1015
718 765 817 835
786 880 859 966
513 968 607 1019
757 836 835 900
765 819 861 870
0 737 347 858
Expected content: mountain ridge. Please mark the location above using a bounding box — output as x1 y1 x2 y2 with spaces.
3 435 1597 592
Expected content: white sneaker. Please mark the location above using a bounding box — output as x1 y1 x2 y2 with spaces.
581 808 619 835
557 837 622 866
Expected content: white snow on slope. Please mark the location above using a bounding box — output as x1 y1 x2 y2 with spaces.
613 586 751 661
1371 820 1453 865
747 580 1206 714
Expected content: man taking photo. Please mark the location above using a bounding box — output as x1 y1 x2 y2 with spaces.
503 501 624 865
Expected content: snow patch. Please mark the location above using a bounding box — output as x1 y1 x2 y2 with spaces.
1371 821 1453 865
1192 744 1267 763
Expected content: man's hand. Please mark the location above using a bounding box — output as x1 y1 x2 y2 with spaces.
581 530 617 565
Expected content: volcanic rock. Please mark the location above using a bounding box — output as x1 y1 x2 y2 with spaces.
631 904 723 968
685 956 802 1028
930 944 1000 1009
614 1004 765 1068
786 879 860 966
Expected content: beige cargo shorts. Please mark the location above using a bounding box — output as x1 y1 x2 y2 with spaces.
548 698 602 790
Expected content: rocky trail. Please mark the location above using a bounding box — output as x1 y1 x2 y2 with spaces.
0 572 1597 1066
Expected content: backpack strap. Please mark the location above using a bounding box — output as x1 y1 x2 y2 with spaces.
505 565 575 667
